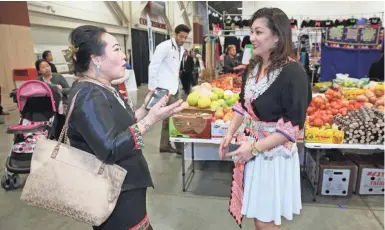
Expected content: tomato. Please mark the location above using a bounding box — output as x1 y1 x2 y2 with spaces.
313 97 324 105
313 118 324 127
320 105 326 110
342 110 348 116
328 115 334 123
307 107 315 114
325 102 330 109
331 109 339 115
321 115 329 123
354 101 363 109
333 104 341 109
330 102 337 107
326 110 333 115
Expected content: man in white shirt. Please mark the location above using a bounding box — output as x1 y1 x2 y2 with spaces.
148 24 190 153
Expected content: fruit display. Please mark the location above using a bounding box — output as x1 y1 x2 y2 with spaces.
306 89 360 128
214 106 234 123
186 83 240 110
333 74 370 89
354 90 384 111
334 107 384 145
209 74 242 92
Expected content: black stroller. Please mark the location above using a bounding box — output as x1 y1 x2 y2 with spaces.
1 80 58 190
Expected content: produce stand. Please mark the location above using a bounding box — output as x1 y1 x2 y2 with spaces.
304 143 384 201
170 137 234 192
170 72 384 199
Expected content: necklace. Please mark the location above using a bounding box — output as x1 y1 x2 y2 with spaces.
78 76 132 110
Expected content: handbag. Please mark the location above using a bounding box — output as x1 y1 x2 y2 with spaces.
20 89 127 226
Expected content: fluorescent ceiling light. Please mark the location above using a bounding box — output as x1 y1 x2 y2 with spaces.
238 8 243 10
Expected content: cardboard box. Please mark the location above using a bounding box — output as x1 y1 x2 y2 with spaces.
211 122 230 138
318 150 356 197
181 106 214 115
169 113 212 139
345 153 384 195
202 68 215 82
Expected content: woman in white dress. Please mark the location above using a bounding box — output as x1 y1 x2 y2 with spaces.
219 8 312 230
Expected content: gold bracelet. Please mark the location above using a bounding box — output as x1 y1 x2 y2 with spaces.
251 143 263 156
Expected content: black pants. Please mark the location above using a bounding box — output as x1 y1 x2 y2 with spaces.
93 188 153 230
181 72 192 95
191 72 198 86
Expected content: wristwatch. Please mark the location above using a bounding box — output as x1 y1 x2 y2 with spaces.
251 143 263 156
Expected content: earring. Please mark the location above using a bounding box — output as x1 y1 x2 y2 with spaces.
96 64 100 77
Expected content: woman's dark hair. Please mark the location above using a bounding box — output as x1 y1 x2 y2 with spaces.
175 24 191 34
246 8 294 79
42 50 51 60
69 25 107 73
35 59 49 72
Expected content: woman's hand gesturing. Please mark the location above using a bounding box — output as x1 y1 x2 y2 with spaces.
145 96 184 125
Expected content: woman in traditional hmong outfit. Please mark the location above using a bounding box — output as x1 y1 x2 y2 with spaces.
219 8 312 230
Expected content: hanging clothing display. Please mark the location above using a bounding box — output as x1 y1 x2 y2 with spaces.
356 18 368 28
321 20 334 27
290 19 298 29
301 20 315 28
345 18 358 27
369 17 382 28
321 27 384 81
325 27 384 50
202 36 222 70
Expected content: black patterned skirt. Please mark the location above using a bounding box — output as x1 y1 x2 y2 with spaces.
93 188 152 230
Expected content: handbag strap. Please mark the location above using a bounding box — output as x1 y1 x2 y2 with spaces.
50 88 106 175
51 89 81 158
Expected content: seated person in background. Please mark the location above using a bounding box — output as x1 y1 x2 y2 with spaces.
42 50 58 73
223 45 245 74
35 59 70 102
35 59 70 140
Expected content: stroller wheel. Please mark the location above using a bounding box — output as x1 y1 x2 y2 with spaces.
10 174 21 189
1 175 12 191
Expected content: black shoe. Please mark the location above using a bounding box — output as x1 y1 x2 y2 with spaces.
159 147 177 153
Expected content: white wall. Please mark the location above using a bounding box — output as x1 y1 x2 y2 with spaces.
27 1 128 72
31 26 125 72
242 1 385 24
130 1 193 49
168 1 194 50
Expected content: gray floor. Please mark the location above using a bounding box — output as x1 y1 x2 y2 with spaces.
0 85 383 230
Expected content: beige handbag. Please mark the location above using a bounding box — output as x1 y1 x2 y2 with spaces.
20 90 127 226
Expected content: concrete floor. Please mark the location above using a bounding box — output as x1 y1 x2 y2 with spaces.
0 85 383 230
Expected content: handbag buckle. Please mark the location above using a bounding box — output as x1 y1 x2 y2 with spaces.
51 145 60 159
98 164 105 175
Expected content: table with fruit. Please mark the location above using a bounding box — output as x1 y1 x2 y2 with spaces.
305 87 384 146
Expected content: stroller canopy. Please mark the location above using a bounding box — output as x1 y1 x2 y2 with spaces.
17 80 57 113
